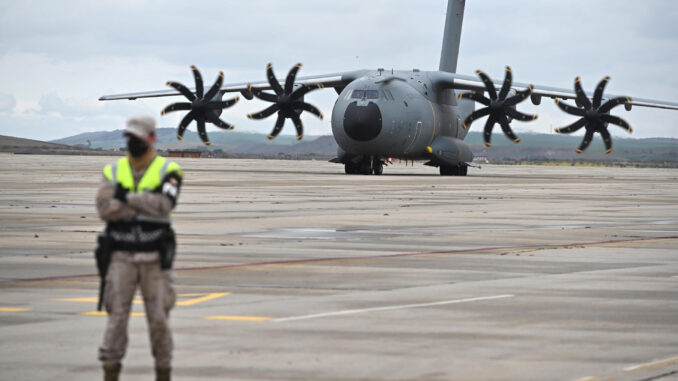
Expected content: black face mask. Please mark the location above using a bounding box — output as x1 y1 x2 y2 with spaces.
127 135 149 158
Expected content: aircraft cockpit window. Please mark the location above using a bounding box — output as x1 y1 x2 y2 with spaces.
351 90 365 99
365 90 379 99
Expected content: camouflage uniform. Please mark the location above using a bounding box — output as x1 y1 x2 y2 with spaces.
96 154 181 371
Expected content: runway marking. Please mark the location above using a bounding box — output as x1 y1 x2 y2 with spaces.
58 296 140 304
623 355 678 371
0 307 30 312
576 355 678 380
205 316 272 322
58 293 230 307
272 294 514 323
176 292 230 306
175 236 678 273
7 236 678 283
81 311 145 317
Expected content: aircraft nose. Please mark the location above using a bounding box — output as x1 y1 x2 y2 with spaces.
343 101 382 142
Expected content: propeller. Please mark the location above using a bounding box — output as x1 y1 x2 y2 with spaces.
554 76 632 154
247 63 324 140
161 66 239 145
457 66 537 147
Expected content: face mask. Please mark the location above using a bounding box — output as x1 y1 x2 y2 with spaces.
127 135 149 158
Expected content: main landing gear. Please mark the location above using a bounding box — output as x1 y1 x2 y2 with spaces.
345 157 384 175
439 165 467 176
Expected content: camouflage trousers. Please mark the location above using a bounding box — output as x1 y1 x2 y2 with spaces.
98 251 176 368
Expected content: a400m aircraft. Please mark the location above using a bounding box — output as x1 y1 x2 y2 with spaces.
99 0 678 176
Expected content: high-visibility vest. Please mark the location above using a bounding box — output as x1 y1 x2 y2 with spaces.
103 156 182 251
104 156 182 195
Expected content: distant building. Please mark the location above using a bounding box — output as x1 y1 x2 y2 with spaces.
167 150 203 158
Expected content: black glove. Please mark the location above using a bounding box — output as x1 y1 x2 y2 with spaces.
114 184 129 203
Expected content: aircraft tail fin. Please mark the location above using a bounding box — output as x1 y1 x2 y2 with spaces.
439 0 466 73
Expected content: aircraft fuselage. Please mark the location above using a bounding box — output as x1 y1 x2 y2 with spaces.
331 69 475 160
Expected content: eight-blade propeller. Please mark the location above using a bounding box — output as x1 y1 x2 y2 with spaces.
247 63 324 140
458 66 538 147
554 76 632 154
161 66 239 145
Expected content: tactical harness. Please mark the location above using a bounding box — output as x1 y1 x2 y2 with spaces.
103 156 182 253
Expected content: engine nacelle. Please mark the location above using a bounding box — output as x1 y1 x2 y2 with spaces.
427 135 473 167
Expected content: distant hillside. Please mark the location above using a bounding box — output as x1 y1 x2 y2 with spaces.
0 135 119 156
465 133 678 163
51 128 335 157
51 128 312 150
50 128 678 163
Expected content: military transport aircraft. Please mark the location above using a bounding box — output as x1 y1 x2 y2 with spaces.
99 0 678 176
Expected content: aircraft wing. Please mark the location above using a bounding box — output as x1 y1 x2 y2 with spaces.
98 70 369 101
438 72 678 111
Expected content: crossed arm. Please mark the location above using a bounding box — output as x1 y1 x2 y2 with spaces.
95 177 175 221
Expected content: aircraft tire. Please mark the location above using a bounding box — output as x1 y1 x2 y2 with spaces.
373 162 384 175
440 165 467 176
360 161 372 175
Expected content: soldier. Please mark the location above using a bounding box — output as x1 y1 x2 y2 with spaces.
95 116 183 381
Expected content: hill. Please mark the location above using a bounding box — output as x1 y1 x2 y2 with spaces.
0 135 119 156
49 128 678 164
51 128 335 157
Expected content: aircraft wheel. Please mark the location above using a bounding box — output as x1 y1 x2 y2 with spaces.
360 161 372 175
440 165 467 176
373 162 384 175
344 163 357 174
440 166 454 176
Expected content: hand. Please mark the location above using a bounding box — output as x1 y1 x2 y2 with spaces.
114 184 129 203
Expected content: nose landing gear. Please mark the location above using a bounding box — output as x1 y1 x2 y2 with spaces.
344 156 384 175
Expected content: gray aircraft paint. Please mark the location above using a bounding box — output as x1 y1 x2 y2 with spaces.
331 69 474 162
331 0 475 169
439 0 466 74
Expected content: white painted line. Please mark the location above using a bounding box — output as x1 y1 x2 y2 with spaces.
623 355 678 371
272 294 514 323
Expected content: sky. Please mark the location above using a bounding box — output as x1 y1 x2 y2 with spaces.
1 0 677 141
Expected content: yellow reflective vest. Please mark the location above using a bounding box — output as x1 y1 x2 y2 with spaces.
103 155 182 250
104 156 182 194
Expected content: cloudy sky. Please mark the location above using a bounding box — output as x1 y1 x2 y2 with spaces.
1 0 677 141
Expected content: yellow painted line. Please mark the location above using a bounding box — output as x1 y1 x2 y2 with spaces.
205 316 271 322
80 311 146 317
624 355 678 371
176 292 230 306
58 297 143 305
58 293 230 306
0 307 30 312
58 297 100 302
572 377 598 381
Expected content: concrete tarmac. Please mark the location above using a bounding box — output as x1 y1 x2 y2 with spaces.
1 154 677 381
